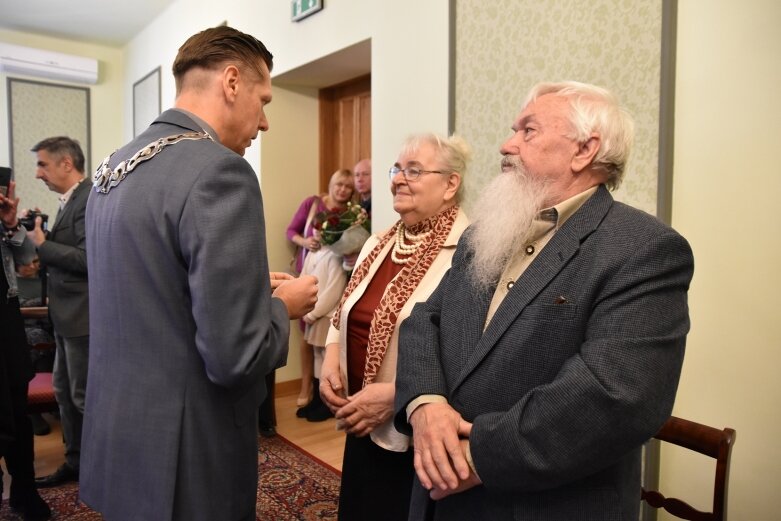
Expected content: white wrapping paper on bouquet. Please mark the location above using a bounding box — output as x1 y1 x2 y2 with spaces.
326 224 370 255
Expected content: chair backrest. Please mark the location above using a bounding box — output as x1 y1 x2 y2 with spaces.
641 416 736 521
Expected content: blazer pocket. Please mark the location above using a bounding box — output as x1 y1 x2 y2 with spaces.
59 279 88 294
520 302 577 321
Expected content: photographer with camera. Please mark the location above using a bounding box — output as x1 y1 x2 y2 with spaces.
25 136 90 489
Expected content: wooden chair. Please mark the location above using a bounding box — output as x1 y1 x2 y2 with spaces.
641 416 736 521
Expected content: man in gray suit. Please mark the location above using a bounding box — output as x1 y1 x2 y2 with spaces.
395 81 694 520
25 136 90 489
82 26 318 521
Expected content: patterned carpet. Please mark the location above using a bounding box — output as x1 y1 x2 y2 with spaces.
0 435 341 520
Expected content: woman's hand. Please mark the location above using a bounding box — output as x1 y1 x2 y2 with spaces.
302 235 320 251
320 344 349 413
335 382 395 437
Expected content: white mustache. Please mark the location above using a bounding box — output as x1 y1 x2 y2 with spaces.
501 156 522 170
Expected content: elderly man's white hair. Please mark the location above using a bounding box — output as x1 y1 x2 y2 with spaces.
523 81 635 190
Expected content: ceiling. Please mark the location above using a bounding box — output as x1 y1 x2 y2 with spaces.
0 0 176 47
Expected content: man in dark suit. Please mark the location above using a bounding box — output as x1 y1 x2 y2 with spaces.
394 81 694 520
25 136 90 489
82 26 317 521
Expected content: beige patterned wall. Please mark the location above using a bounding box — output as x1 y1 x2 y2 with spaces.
455 0 662 215
9 79 89 220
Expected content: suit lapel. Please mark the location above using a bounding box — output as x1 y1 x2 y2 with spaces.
49 206 64 235
452 186 615 391
49 179 88 235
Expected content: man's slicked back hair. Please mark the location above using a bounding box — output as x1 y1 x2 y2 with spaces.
172 25 274 94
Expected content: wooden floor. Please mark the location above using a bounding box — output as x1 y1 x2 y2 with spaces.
1 383 345 498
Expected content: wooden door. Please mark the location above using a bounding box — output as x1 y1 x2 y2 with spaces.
319 75 371 191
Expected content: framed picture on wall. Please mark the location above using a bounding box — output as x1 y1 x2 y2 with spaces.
133 66 161 137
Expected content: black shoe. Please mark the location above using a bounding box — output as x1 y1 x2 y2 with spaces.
35 463 79 488
305 398 334 422
29 414 51 436
296 401 312 418
9 487 51 520
258 423 277 437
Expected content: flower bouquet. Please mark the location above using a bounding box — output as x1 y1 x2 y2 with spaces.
313 202 371 255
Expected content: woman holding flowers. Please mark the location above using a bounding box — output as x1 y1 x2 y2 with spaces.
320 133 471 520
287 169 354 409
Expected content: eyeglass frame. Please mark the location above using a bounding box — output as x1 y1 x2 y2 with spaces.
388 165 449 182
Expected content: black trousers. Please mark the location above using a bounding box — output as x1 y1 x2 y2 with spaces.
338 433 414 521
258 370 275 428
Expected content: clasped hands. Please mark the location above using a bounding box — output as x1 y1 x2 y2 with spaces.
320 356 395 438
319 344 482 500
409 402 482 500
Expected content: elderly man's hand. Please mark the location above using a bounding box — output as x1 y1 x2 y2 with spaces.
409 402 473 492
429 438 482 500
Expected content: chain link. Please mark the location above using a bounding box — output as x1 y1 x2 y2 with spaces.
92 131 213 194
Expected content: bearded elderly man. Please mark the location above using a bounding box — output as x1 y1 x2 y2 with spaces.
394 81 694 520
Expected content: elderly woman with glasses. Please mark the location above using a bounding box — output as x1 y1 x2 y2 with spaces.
320 133 471 520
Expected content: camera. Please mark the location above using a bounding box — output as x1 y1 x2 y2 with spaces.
20 210 49 231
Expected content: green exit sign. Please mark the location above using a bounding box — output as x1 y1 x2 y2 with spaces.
292 0 323 22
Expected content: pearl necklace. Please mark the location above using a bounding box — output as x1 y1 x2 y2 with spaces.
391 223 431 264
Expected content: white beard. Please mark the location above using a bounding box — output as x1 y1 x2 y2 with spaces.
465 156 550 293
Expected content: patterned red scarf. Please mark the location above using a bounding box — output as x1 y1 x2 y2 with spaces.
331 205 459 386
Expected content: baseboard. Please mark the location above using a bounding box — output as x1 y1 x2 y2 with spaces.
276 378 301 397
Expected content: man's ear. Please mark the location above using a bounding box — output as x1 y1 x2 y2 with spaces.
221 64 241 101
59 156 74 172
571 134 601 173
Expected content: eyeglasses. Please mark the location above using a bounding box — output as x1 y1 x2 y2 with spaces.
388 165 447 182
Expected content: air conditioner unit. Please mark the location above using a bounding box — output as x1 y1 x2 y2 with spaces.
0 43 98 85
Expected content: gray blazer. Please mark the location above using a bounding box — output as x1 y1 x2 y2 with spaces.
81 110 290 521
38 178 90 337
395 186 694 521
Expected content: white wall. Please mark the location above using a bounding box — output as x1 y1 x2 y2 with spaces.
669 0 781 518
